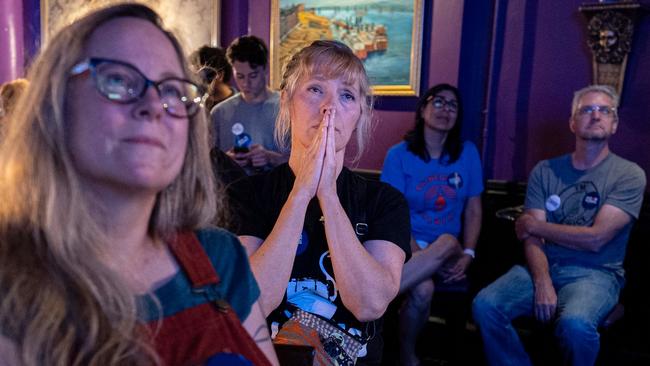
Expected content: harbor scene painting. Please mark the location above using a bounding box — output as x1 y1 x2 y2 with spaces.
271 0 423 96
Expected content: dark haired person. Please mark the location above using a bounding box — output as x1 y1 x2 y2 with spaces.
189 45 234 111
381 84 483 366
211 35 287 175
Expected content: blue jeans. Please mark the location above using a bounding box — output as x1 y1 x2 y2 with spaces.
472 264 620 366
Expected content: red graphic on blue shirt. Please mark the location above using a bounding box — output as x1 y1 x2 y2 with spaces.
416 173 462 225
433 195 446 211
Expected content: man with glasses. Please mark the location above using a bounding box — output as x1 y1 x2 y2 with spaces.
210 35 287 175
472 85 645 366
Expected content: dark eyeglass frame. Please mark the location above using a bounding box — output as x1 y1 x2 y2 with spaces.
69 57 202 118
577 104 616 116
429 96 458 112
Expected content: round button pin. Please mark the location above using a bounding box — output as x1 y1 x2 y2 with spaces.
546 194 561 212
231 123 244 135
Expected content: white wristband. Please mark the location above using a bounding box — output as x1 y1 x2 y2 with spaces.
463 248 476 259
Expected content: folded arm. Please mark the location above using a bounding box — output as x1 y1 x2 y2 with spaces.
520 208 557 323
517 204 632 252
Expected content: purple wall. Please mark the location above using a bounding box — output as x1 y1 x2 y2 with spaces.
0 0 24 84
487 0 650 184
610 4 650 182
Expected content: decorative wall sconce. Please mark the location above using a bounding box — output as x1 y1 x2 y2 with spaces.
579 1 644 98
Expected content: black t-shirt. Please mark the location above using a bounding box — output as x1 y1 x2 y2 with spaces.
210 148 256 233
240 163 411 362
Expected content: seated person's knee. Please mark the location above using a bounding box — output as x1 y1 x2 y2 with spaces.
408 279 434 309
471 290 499 323
554 315 599 342
436 234 461 257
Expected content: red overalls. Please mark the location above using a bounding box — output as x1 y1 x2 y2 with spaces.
145 232 271 366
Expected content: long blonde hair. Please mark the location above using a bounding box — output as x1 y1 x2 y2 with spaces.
0 78 29 119
0 3 218 365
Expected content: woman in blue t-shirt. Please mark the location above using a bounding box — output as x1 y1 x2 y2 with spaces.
381 83 483 366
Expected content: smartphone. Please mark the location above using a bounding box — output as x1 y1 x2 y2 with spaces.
233 146 249 153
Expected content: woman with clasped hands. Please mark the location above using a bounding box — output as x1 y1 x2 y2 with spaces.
238 40 411 365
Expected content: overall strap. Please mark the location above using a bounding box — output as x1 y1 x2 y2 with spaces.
352 174 368 238
168 231 221 287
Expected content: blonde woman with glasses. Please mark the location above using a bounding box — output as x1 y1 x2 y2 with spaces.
0 4 277 365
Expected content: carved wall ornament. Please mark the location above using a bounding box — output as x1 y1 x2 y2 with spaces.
579 1 645 99
587 10 633 64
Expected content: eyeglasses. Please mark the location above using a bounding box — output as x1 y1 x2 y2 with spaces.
577 105 615 116
430 96 458 112
69 58 202 118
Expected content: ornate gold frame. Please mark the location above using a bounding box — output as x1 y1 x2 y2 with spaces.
41 0 220 49
270 0 424 96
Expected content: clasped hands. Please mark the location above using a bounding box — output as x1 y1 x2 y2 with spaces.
439 254 472 283
292 109 339 200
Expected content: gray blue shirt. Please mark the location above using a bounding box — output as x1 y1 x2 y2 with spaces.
210 91 281 160
525 153 646 279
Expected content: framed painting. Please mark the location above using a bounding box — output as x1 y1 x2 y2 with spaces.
41 0 220 51
270 0 424 96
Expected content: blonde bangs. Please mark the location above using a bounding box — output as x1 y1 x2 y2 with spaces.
276 40 374 161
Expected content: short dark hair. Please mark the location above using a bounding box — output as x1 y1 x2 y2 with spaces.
226 35 269 69
189 45 232 83
404 83 464 164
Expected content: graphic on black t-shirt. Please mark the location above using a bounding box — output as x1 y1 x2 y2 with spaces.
284 250 366 355
287 251 337 303
296 230 309 255
550 181 600 226
251 164 412 360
